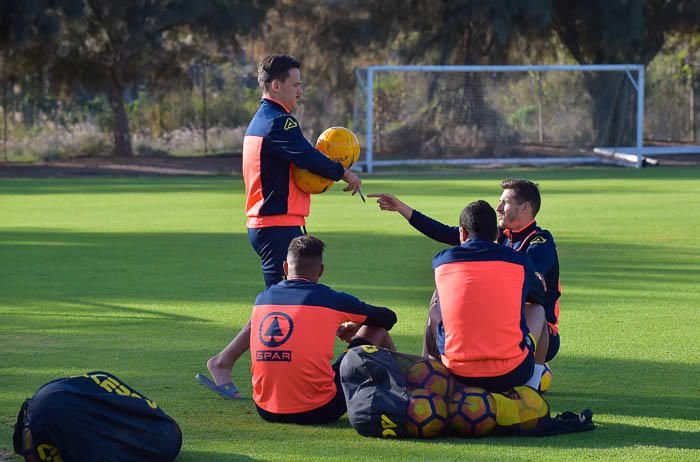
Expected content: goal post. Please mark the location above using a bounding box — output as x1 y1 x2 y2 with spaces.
354 64 648 172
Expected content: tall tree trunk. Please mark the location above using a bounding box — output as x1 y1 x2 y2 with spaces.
201 65 208 154
109 68 133 157
2 79 7 162
583 73 634 147
690 65 696 142
460 27 488 130
537 72 544 143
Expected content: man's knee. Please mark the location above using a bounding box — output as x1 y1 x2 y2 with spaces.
355 325 388 345
524 302 545 316
524 303 546 327
422 295 442 359
427 295 442 329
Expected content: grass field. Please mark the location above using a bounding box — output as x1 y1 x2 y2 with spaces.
1 167 699 461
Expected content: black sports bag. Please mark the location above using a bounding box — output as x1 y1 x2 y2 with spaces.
13 371 182 462
339 345 411 438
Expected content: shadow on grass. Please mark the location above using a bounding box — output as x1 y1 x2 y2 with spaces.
555 239 700 293
2 228 698 308
0 178 236 196
430 422 700 450
63 299 210 322
230 413 699 452
547 356 700 421
178 452 263 462
1 167 698 198
0 229 444 306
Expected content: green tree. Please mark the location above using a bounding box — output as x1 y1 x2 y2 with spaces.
379 1 552 136
0 1 84 159
552 0 700 145
247 0 550 143
49 1 269 157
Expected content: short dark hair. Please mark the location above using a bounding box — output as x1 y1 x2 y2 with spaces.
459 200 498 241
500 179 541 215
287 235 325 266
258 55 301 91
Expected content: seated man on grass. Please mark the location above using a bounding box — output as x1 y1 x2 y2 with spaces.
249 235 397 424
369 179 560 390
429 200 545 392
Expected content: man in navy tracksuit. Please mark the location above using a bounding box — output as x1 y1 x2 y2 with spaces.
368 179 561 390
244 55 361 288
197 55 362 398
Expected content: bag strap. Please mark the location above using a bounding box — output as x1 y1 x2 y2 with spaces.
13 399 29 454
13 399 43 460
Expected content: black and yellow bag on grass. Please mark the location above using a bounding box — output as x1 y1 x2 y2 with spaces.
340 347 594 439
340 346 411 438
13 371 182 462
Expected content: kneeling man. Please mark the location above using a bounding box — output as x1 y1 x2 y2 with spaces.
433 200 545 392
251 235 397 424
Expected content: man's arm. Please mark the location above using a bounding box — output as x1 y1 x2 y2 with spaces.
267 115 362 193
334 291 397 330
267 116 343 178
525 233 557 275
524 261 546 305
368 193 460 246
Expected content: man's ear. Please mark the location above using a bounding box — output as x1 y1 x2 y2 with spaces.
318 263 324 279
270 79 280 93
459 226 469 243
283 261 289 276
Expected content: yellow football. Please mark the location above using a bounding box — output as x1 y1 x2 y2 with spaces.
292 126 361 194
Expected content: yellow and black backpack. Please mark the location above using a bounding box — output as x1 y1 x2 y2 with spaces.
13 371 182 462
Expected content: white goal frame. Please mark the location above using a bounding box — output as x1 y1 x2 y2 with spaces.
355 64 651 172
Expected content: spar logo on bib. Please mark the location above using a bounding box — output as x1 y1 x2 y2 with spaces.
259 312 294 347
256 312 294 362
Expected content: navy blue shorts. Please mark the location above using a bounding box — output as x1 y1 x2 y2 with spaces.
452 336 536 393
453 352 535 393
545 327 560 362
255 338 371 425
255 382 346 425
248 226 304 288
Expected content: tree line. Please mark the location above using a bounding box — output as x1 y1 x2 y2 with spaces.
1 0 699 159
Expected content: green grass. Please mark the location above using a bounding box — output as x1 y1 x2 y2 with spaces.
1 167 699 461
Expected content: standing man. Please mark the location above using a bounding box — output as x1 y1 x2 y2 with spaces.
368 179 560 390
197 55 362 399
245 54 361 287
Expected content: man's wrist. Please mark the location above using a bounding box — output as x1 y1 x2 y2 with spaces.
400 204 414 221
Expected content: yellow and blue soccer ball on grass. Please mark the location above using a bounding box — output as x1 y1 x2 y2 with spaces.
404 388 448 438
292 126 360 194
539 363 553 393
405 359 454 399
501 385 550 431
448 386 497 437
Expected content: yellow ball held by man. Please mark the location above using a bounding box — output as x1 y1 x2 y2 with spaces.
292 126 360 194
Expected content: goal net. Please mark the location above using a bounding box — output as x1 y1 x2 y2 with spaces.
353 65 654 171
